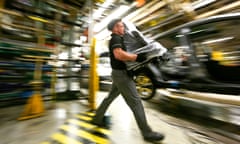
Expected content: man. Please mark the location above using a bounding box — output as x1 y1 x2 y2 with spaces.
91 19 164 142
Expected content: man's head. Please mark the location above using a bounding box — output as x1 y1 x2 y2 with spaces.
107 19 125 35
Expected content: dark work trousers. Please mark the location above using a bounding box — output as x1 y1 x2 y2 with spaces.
92 69 152 136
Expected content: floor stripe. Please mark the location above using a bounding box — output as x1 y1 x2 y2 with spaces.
40 142 51 144
59 129 95 144
84 112 95 117
51 133 83 144
66 121 109 139
41 112 111 144
75 114 92 121
67 119 110 135
60 124 110 144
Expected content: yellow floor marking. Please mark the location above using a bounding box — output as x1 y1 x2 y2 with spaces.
84 112 95 117
60 125 110 144
75 114 92 121
51 133 83 144
40 142 50 144
68 119 111 135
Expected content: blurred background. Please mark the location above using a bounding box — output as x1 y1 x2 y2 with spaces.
0 0 239 144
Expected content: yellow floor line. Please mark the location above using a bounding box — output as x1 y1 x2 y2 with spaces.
39 142 50 144
75 114 92 121
60 125 110 144
68 119 111 135
84 112 95 117
51 133 83 144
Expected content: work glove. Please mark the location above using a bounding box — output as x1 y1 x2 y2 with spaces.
136 53 147 62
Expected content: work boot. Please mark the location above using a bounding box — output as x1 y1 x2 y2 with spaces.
143 131 164 142
91 115 111 129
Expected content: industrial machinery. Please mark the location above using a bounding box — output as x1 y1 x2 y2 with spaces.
123 13 240 100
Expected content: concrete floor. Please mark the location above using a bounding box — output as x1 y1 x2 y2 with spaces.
0 91 235 144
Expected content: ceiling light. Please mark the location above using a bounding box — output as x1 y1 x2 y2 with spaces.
93 5 131 33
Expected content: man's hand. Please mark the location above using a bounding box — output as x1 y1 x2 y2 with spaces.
136 53 147 62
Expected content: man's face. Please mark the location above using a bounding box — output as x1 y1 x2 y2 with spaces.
113 21 125 35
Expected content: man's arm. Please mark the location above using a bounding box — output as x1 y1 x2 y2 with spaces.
113 48 147 62
113 48 137 62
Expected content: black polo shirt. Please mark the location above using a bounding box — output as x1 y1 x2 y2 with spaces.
109 33 127 70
